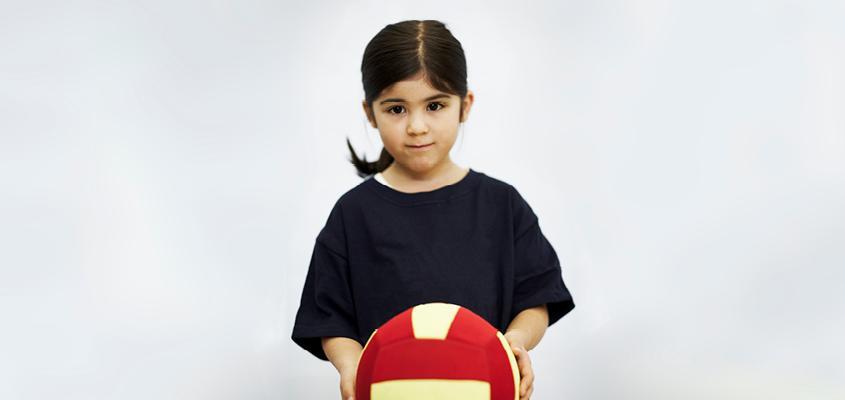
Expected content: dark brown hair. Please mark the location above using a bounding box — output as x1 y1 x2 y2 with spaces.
347 20 469 178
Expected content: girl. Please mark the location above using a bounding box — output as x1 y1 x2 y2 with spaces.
291 20 575 400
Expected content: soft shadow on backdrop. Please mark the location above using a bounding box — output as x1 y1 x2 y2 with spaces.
1 1 843 399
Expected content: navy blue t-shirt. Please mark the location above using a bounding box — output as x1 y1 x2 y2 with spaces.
291 168 575 361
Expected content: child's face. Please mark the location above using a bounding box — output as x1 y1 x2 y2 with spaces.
363 72 473 175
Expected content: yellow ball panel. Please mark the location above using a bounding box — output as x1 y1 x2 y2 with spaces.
371 379 490 400
411 303 460 340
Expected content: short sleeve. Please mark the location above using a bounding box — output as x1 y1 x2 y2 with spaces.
291 202 359 361
510 187 575 327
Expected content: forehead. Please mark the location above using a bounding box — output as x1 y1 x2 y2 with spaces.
378 76 455 102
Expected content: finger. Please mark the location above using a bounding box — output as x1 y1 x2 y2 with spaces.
341 382 355 399
517 352 531 375
513 346 529 362
516 360 528 393
520 382 533 400
523 368 534 390
520 364 535 395
511 346 523 361
520 372 532 396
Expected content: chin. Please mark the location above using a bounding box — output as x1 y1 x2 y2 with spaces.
406 158 443 173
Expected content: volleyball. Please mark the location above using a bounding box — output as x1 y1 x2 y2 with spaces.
355 302 520 400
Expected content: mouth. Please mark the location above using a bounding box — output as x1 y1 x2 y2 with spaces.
407 143 434 149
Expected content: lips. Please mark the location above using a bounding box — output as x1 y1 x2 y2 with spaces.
408 143 433 148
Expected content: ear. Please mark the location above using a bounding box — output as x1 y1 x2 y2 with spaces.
362 100 378 129
460 90 475 123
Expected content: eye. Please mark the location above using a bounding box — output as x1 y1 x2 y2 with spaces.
384 102 447 115
428 102 446 111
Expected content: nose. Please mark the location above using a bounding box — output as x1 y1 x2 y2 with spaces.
406 110 429 136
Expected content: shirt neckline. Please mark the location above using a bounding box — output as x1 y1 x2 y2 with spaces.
366 167 482 206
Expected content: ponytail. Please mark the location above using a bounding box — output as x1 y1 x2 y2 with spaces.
346 137 394 178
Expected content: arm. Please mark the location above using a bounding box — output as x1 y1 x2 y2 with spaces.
322 336 363 372
504 303 549 351
322 337 363 400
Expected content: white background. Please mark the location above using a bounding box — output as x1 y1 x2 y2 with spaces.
1 1 843 399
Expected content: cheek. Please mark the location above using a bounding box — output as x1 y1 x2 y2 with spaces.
378 129 404 149
435 109 462 130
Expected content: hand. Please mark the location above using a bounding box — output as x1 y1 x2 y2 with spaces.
339 365 357 400
322 336 363 400
504 330 534 400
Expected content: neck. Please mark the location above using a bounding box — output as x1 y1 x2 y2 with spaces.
382 159 467 192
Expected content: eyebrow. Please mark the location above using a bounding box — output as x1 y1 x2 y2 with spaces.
379 94 450 105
